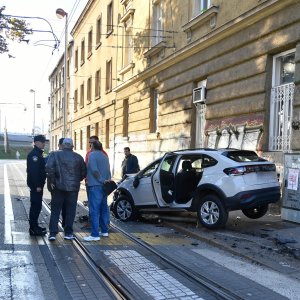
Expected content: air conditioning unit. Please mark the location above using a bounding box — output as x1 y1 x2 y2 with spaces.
193 86 206 104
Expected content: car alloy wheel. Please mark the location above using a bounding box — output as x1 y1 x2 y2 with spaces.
201 200 220 225
197 195 228 229
113 197 136 221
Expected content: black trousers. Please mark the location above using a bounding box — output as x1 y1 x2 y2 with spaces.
29 188 44 229
49 189 78 235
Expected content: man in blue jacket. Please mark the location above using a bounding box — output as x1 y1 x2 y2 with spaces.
121 147 140 178
27 134 47 236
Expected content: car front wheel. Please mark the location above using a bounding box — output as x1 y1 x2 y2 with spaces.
112 196 137 221
197 195 228 229
242 204 268 219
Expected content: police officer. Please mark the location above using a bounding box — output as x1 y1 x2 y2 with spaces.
27 134 47 236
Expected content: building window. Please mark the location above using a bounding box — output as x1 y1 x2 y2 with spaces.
75 49 78 71
106 59 112 92
191 0 211 19
95 69 101 99
73 131 77 150
150 88 159 133
74 89 78 112
124 25 133 66
96 16 102 47
80 129 83 150
88 28 93 56
107 2 113 35
67 59 70 78
123 99 129 137
87 125 91 151
81 39 85 65
105 119 110 148
269 49 295 151
87 77 92 103
80 83 84 108
95 122 99 137
152 0 163 46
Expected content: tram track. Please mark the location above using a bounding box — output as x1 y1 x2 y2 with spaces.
71 203 242 300
10 162 244 299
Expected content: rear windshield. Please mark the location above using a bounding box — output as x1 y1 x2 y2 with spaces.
222 150 267 162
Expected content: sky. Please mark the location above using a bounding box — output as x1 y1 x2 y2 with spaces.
0 0 88 135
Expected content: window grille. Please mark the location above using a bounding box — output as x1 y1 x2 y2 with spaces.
269 83 294 151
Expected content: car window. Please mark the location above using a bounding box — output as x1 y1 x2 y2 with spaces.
161 155 176 172
140 159 161 177
202 155 218 168
222 150 266 162
176 156 203 173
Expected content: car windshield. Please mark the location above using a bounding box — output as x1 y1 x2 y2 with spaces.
222 150 267 162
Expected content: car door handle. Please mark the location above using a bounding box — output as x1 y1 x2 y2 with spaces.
154 179 159 183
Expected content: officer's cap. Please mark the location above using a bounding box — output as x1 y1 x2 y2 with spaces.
34 135 46 143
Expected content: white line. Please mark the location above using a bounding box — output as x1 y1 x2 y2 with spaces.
4 164 14 244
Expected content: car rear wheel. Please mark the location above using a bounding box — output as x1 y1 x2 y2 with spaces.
242 204 268 219
197 195 228 229
113 196 137 221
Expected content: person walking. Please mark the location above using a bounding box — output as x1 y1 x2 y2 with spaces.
84 140 111 241
121 147 140 178
46 138 86 241
27 134 47 236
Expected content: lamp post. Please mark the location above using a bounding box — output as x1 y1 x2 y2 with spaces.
29 89 36 136
56 8 68 137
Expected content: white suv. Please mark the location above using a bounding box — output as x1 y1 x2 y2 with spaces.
111 149 280 229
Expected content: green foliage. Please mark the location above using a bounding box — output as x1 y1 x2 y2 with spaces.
0 6 33 54
0 145 32 160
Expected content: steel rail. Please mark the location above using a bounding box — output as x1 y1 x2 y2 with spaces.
75 202 242 300
41 201 129 300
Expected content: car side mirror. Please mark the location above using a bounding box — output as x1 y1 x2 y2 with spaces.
133 176 140 188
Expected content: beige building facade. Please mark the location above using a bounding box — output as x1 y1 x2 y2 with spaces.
50 0 300 179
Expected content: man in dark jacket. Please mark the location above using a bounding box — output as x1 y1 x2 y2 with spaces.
46 138 86 241
121 147 140 177
27 134 47 236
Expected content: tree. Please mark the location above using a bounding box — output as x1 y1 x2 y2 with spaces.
0 6 33 54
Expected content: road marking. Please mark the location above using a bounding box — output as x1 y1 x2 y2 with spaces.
4 164 13 244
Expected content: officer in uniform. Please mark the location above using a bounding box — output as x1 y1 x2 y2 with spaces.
27 134 47 236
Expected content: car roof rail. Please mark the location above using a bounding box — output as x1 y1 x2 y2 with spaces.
172 148 217 153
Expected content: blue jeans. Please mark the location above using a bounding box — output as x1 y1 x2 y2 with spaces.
88 185 108 237
87 185 110 226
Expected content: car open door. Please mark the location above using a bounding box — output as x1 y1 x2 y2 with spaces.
152 153 177 206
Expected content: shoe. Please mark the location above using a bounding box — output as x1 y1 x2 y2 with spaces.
100 232 109 237
48 234 56 241
64 234 76 240
83 235 100 241
29 228 46 236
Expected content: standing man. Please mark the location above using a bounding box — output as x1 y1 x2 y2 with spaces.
46 138 86 241
27 134 47 236
84 141 111 241
84 135 110 229
121 147 140 178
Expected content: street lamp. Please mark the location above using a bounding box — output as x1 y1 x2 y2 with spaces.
29 89 36 136
56 8 68 137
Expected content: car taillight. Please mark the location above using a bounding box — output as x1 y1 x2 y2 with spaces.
223 167 246 175
223 164 276 176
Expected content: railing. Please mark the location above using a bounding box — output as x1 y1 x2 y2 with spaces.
269 82 295 151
